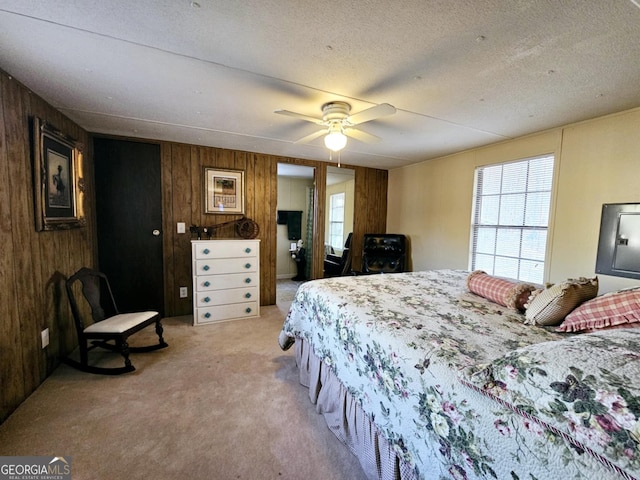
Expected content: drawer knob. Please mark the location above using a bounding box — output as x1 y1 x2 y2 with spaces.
245 278 252 284
245 247 251 253
203 248 210 254
245 292 252 298
204 312 211 318
244 263 251 269
245 307 252 313
203 281 210 287
203 265 210 271
203 297 210 303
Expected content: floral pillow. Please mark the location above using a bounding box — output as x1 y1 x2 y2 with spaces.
466 270 536 312
557 286 640 332
460 328 640 474
525 276 598 326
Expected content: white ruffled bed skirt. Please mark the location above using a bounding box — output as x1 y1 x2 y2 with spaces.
295 337 418 480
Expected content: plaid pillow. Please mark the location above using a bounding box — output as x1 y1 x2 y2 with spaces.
557 287 640 332
466 270 536 311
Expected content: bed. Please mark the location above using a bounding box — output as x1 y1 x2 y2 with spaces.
278 269 640 480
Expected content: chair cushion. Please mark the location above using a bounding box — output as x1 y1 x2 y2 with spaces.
84 311 158 334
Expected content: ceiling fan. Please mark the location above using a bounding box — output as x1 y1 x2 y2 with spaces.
275 101 396 152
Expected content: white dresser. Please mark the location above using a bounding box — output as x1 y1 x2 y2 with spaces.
191 239 260 325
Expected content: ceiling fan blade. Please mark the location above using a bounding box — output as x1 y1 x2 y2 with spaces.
344 128 381 144
294 129 328 144
347 103 396 125
274 109 325 125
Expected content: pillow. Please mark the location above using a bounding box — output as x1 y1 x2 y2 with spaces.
466 270 536 311
525 276 598 326
557 286 640 332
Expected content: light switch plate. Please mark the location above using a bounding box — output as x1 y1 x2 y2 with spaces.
177 222 186 234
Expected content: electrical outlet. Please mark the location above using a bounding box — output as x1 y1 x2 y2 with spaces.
179 286 188 298
41 328 49 349
177 222 186 234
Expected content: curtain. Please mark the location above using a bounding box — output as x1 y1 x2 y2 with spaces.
305 186 314 279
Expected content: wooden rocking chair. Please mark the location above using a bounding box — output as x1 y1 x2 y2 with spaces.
65 267 168 374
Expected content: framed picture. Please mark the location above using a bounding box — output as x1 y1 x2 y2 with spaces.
32 117 85 231
204 168 245 214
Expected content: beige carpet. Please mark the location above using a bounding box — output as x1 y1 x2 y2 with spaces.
276 279 306 303
0 304 367 480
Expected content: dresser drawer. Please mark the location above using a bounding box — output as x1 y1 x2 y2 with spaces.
195 257 258 275
191 239 260 326
195 287 258 307
193 241 259 260
194 302 259 324
194 272 259 291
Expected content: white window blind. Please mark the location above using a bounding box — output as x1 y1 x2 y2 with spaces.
329 192 345 250
470 155 555 284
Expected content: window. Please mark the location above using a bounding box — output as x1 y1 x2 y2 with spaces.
470 155 555 284
328 192 345 250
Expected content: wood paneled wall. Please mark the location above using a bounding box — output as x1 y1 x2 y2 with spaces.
0 67 388 422
160 145 388 316
0 71 96 423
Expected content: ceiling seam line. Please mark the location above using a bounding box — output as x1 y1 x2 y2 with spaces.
58 107 411 160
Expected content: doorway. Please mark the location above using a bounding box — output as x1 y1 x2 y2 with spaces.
276 163 315 304
93 138 164 315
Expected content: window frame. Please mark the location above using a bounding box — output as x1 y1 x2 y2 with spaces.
328 192 346 250
469 154 556 284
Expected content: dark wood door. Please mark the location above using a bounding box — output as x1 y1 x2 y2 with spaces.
93 138 164 316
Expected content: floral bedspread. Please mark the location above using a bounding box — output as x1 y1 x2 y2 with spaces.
279 270 639 480
462 328 640 480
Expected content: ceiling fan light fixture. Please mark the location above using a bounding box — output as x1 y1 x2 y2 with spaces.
324 128 347 152
276 100 395 152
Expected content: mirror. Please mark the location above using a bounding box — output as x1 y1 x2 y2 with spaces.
276 163 315 302
324 166 355 277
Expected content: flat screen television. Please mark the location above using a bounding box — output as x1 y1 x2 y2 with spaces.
595 203 640 280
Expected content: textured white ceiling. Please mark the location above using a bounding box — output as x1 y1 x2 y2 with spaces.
1 1 639 169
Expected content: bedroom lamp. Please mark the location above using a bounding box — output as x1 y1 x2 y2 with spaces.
324 125 347 152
